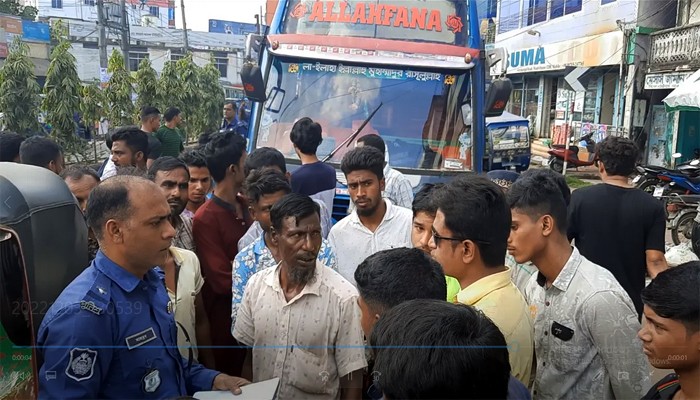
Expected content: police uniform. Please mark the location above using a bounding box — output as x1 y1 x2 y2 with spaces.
38 251 219 399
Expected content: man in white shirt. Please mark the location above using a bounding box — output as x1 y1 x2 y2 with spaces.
233 194 366 399
355 134 413 209
507 169 649 399
328 146 413 285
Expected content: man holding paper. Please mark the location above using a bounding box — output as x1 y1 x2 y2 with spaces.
234 194 367 399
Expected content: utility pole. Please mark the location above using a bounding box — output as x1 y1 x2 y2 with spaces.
120 0 130 69
180 0 189 51
96 0 108 70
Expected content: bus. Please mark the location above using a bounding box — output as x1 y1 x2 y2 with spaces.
221 83 246 101
241 0 510 217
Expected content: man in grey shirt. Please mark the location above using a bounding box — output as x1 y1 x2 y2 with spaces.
507 169 649 399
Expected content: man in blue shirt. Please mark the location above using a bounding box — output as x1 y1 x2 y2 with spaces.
37 175 248 399
221 101 247 137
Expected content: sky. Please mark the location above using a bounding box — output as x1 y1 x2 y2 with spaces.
176 0 267 32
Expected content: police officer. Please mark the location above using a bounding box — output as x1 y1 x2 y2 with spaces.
38 176 249 398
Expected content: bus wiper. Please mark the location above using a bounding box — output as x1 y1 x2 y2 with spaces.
322 102 383 163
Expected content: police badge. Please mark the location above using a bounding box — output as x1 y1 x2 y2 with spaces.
65 348 98 382
142 369 161 393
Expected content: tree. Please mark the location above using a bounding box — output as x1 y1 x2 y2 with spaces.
157 60 183 112
43 22 82 156
134 57 158 114
176 54 201 143
0 37 41 134
80 81 106 135
105 49 135 127
0 0 37 20
198 60 225 135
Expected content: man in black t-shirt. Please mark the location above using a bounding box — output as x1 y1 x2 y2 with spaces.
568 136 668 317
140 106 163 167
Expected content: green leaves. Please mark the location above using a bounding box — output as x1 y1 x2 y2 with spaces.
43 33 81 156
0 37 41 134
135 57 158 114
155 54 224 143
105 49 135 126
0 0 36 20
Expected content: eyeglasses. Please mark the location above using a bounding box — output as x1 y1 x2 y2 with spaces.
431 228 491 247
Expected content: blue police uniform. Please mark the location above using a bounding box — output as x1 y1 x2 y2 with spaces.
38 251 219 399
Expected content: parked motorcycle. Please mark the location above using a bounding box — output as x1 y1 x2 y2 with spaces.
547 133 596 173
635 149 700 194
665 194 700 245
654 156 700 197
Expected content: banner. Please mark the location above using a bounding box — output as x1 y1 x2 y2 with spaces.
22 21 51 43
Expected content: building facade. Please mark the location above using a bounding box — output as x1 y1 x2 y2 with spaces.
642 0 700 166
36 0 175 28
59 17 245 86
0 14 51 79
493 0 676 143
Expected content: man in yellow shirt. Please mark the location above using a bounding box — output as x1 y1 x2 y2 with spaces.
429 175 534 386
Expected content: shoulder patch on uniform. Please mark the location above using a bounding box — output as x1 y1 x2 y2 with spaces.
65 348 97 382
81 275 111 314
80 300 103 315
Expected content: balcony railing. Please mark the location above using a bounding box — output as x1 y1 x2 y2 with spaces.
649 22 700 72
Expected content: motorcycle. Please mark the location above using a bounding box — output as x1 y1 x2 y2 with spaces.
636 149 700 194
547 133 597 173
664 195 700 245
654 157 700 197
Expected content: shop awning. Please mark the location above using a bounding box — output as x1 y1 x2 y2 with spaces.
663 69 700 112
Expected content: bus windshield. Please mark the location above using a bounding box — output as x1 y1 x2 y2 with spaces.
256 59 474 171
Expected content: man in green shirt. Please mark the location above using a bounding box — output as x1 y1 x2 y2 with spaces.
156 107 185 157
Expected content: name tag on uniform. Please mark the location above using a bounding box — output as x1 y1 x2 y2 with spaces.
126 328 157 350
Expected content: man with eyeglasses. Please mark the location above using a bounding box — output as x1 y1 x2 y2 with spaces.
429 175 534 387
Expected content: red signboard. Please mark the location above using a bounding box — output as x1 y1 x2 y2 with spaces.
290 1 463 33
0 16 23 34
0 43 8 58
127 0 169 8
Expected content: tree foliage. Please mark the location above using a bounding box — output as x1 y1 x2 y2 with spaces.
157 60 182 112
105 49 135 127
80 81 105 138
155 54 225 143
176 54 201 143
43 22 81 154
0 37 41 134
0 0 38 20
134 57 158 114
198 60 225 135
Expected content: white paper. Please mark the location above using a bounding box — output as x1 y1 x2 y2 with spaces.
193 377 280 400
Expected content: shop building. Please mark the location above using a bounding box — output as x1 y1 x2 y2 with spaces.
642 0 700 166
493 0 675 143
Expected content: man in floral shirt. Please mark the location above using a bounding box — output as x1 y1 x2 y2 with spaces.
231 169 337 329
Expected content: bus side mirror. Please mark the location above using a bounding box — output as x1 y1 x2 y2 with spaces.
484 78 512 117
240 61 267 103
244 33 264 62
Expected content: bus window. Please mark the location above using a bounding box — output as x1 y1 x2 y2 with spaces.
256 59 473 171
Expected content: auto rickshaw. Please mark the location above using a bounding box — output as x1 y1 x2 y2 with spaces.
0 162 87 399
484 111 531 172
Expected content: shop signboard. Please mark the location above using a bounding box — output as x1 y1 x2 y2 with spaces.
644 72 693 90
506 30 623 74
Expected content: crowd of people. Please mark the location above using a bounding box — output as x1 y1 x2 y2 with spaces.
0 109 698 400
